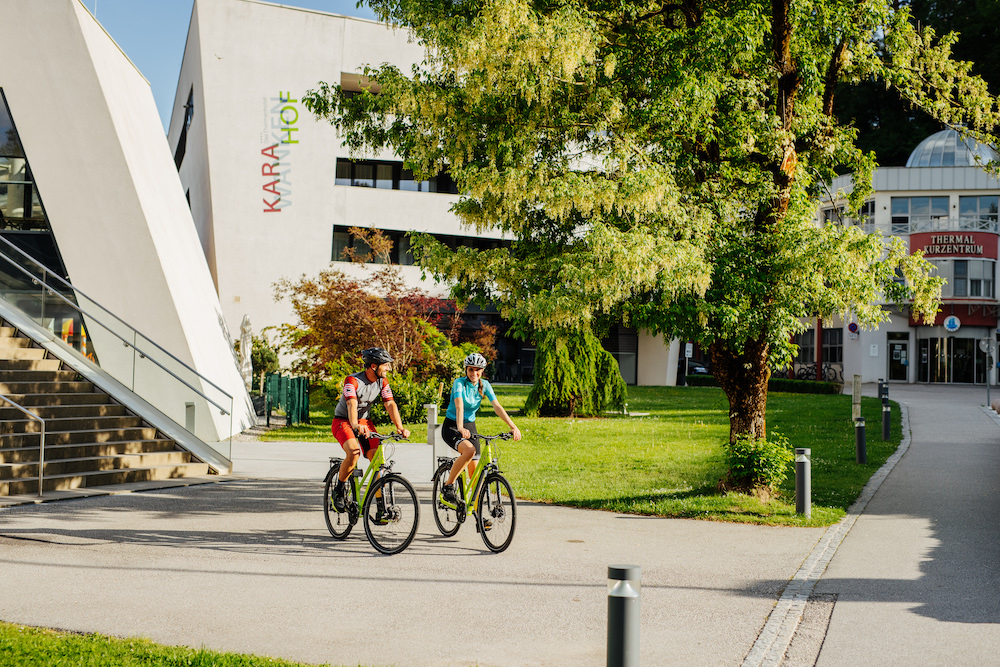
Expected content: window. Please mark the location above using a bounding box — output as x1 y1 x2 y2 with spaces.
959 195 998 229
794 330 814 363
174 87 193 169
335 158 458 194
891 196 948 234
822 328 843 363
332 225 507 265
954 260 968 297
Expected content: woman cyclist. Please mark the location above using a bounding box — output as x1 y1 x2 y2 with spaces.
440 353 521 513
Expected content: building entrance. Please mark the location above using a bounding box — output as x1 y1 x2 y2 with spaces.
918 336 989 383
888 340 908 381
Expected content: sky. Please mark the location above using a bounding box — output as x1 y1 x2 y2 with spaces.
79 0 377 131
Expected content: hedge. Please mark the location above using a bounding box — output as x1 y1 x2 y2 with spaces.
682 375 841 395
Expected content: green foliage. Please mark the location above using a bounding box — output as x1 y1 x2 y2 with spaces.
368 368 446 425
722 433 795 495
299 0 1000 440
687 375 842 395
250 333 279 382
524 328 625 417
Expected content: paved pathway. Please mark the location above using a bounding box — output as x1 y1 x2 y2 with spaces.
810 384 1000 665
1 384 999 665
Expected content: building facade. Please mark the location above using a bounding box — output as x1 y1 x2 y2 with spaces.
814 129 1000 385
168 0 680 385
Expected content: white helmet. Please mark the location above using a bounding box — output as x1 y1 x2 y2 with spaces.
463 352 487 369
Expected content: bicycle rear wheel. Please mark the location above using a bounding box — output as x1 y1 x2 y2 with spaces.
323 469 357 540
476 473 516 553
363 475 419 555
431 461 463 537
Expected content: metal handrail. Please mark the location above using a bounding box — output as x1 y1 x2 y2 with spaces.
0 235 234 402
0 394 45 497
0 239 231 416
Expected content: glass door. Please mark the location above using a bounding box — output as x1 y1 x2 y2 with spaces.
889 341 908 381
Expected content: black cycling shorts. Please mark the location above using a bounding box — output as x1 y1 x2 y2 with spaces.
442 418 480 456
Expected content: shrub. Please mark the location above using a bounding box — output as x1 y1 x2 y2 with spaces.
524 328 626 417
768 378 841 394
684 375 841 394
720 432 794 498
369 368 447 425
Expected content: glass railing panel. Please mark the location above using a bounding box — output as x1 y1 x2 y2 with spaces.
0 238 236 457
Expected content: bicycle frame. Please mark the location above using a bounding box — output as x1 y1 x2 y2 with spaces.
440 437 499 512
349 440 394 507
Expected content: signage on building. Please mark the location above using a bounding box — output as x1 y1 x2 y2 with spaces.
910 232 997 259
944 315 961 332
260 91 299 213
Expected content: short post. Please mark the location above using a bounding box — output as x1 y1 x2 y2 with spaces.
855 417 867 464
425 403 438 477
882 404 890 441
880 379 889 408
608 565 641 667
795 448 811 518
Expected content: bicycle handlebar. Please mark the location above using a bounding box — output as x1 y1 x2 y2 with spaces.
367 431 409 443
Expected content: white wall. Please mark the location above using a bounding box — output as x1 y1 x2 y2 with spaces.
0 0 253 441
170 0 505 338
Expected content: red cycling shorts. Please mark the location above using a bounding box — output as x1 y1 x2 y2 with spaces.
331 418 378 456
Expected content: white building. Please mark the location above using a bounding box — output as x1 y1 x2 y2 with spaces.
0 0 255 466
812 129 1000 385
168 0 680 386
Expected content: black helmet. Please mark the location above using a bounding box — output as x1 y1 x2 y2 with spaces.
361 347 394 366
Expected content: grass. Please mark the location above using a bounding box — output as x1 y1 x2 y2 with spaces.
262 385 901 527
0 622 346 667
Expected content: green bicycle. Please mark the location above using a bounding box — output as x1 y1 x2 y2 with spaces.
323 431 419 555
431 431 517 553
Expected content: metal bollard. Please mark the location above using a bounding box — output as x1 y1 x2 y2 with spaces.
608 565 641 667
795 448 811 518
880 379 889 408
882 404 890 441
855 417 867 464
425 403 439 478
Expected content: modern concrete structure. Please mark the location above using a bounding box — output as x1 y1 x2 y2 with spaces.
0 0 254 455
814 129 1000 385
168 0 680 386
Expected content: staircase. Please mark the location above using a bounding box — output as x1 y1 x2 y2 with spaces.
0 323 210 497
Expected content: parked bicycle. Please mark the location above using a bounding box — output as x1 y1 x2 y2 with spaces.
431 431 517 553
323 431 419 555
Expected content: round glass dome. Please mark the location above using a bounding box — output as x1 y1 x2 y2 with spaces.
905 128 998 167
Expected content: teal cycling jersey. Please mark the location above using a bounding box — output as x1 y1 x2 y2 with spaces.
445 377 496 422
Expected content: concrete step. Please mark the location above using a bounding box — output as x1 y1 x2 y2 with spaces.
0 347 48 361
0 381 96 394
0 415 144 434
0 393 110 407
0 426 160 447
0 337 31 349
0 327 17 337
0 451 195 479
0 438 178 463
0 358 63 372
0 463 212 496
0 403 125 420
0 371 80 385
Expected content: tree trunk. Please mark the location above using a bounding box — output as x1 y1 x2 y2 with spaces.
710 337 771 443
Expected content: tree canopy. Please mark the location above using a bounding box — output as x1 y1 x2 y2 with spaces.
304 0 999 440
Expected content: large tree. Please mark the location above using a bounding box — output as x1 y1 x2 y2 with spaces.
305 0 998 442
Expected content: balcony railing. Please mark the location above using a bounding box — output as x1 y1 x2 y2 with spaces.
901 216 999 235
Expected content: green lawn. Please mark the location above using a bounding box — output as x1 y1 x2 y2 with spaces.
0 622 342 667
263 385 900 526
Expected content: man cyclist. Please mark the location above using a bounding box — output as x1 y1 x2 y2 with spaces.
331 347 410 518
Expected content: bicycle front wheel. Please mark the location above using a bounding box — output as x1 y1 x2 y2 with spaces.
323 470 357 540
363 475 419 555
476 473 516 553
431 461 462 537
